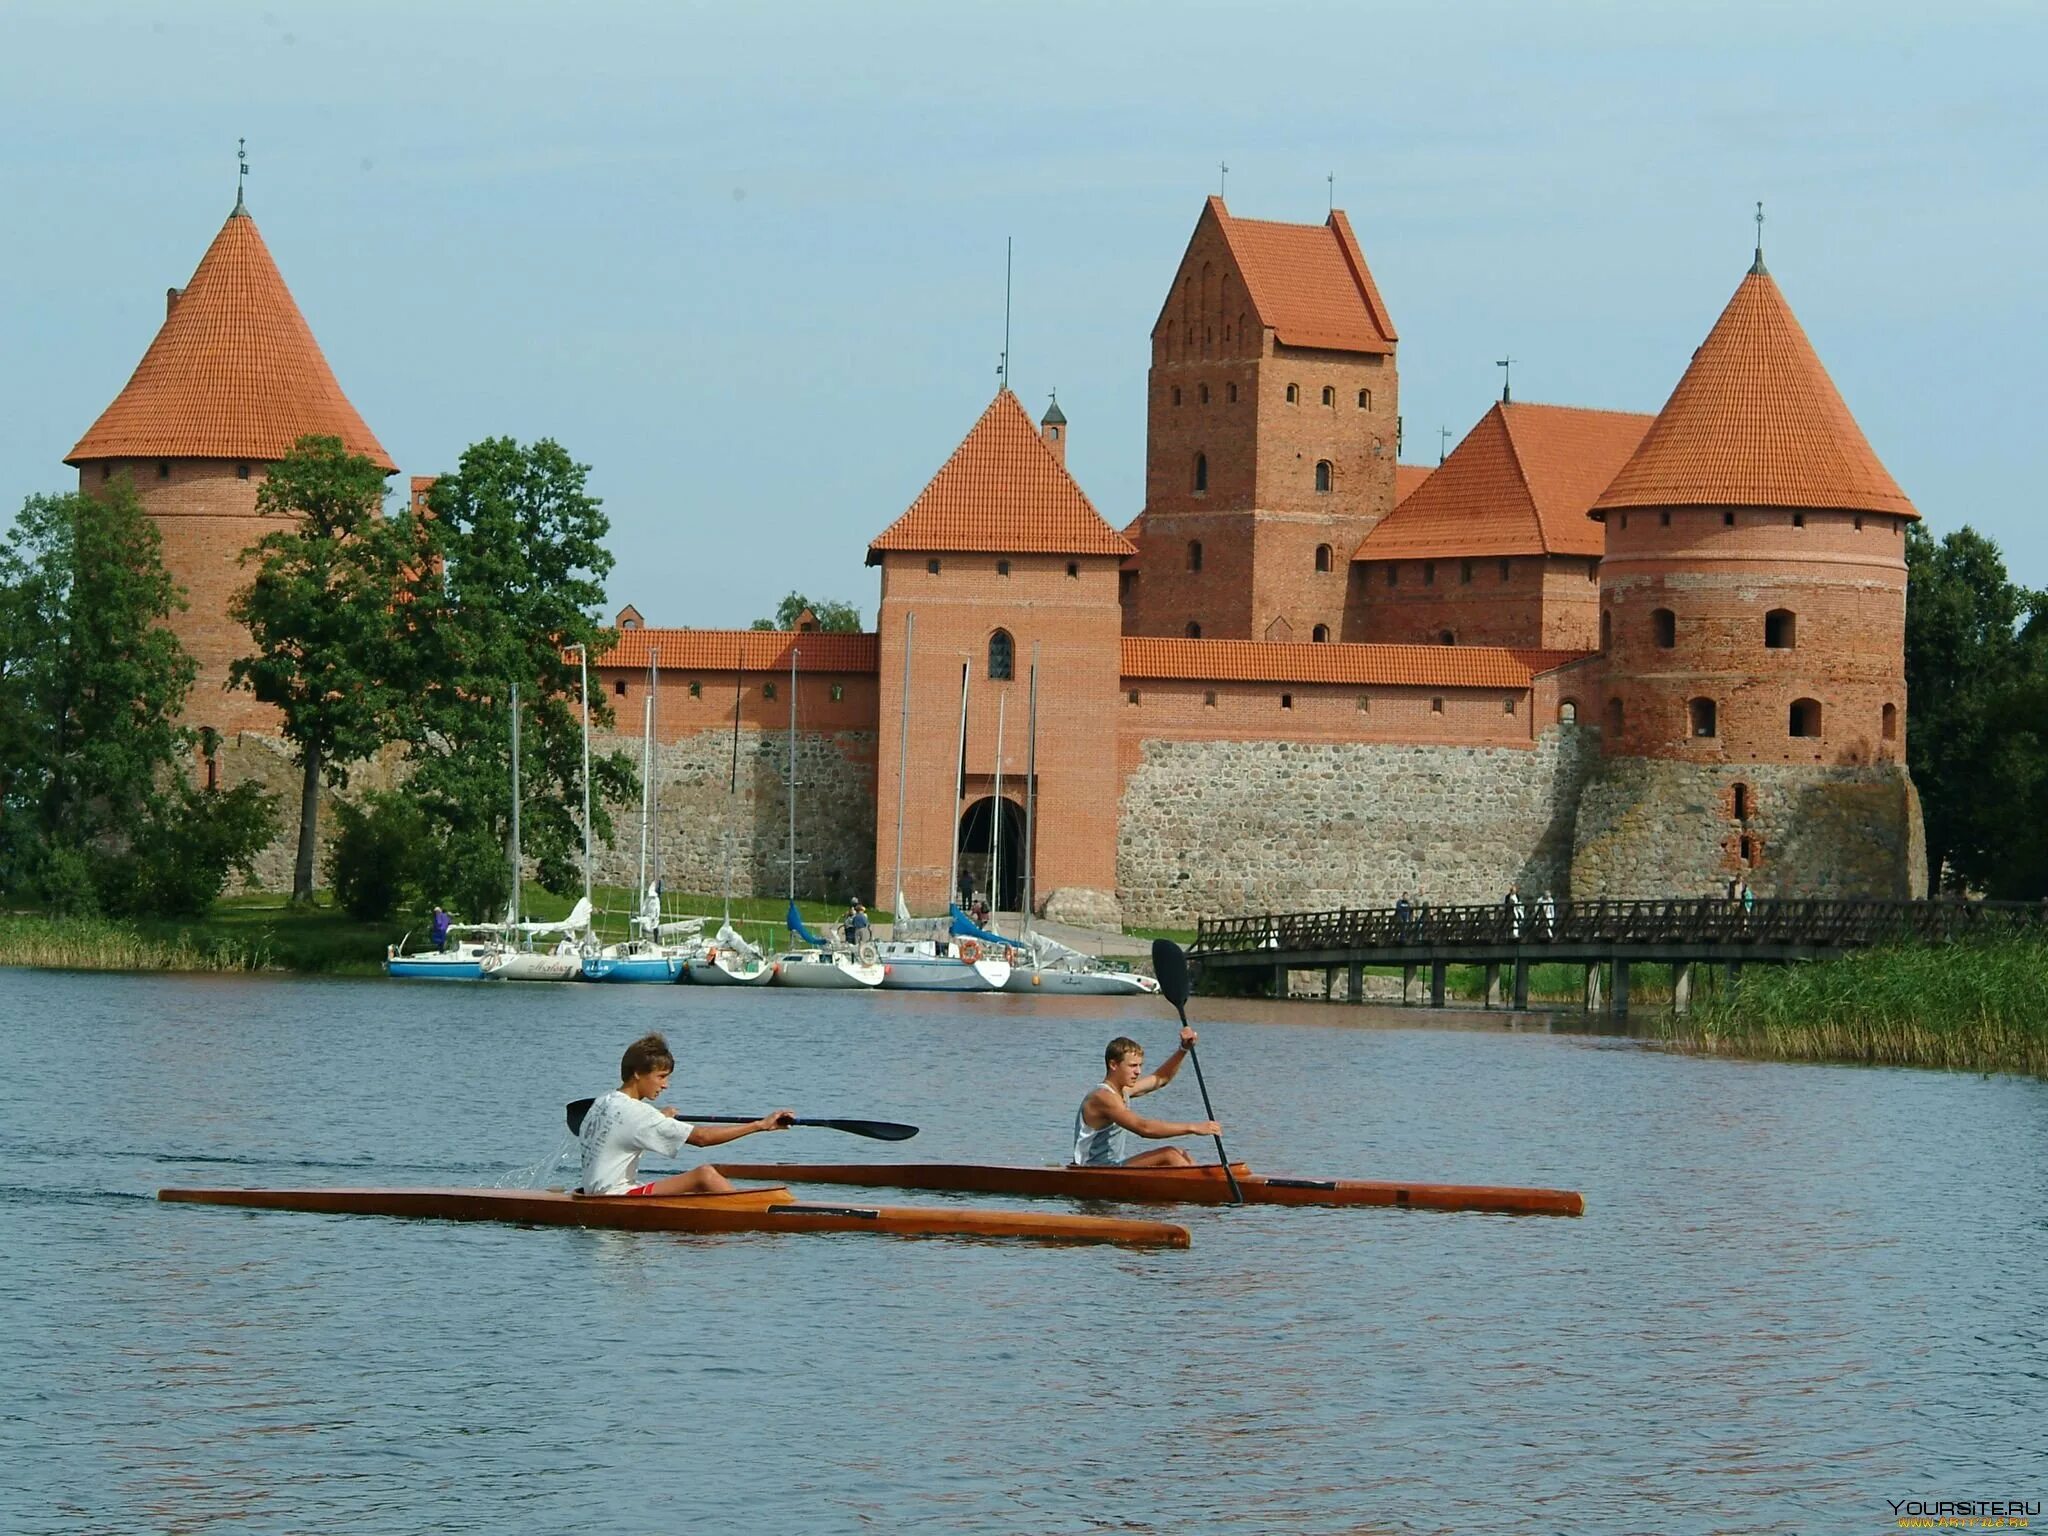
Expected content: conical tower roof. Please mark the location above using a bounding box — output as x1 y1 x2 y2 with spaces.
1592 267 1913 519
68 203 394 470
866 391 1133 561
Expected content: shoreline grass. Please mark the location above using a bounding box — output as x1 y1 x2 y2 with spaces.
1653 937 2048 1078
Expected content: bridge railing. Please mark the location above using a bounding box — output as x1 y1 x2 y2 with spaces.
1192 897 2048 955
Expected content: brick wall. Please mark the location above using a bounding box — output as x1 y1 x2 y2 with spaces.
1346 554 1603 649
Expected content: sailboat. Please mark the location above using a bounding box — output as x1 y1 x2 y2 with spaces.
481 681 589 981
771 645 886 989
584 650 689 981
687 661 776 985
875 629 1011 992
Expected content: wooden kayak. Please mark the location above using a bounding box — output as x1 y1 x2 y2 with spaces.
157 1185 1191 1248
712 1162 1586 1217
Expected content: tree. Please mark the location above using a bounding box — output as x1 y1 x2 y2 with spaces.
750 591 862 632
0 483 197 910
1904 523 2048 891
403 438 638 906
229 435 421 904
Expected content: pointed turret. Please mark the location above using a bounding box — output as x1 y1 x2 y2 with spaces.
1592 268 1913 520
67 202 393 469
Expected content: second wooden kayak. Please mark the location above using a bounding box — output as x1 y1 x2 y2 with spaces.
711 1162 1586 1217
157 1185 1192 1247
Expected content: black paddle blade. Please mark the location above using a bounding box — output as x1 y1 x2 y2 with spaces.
1151 939 1191 1010
566 1097 595 1135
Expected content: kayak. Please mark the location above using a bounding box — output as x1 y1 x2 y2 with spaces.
712 1161 1586 1217
157 1185 1191 1248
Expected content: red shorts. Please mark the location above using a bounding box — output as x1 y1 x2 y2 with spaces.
624 1182 661 1196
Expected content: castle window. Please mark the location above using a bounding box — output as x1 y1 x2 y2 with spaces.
1587 559 1599 580
1793 512 1806 528
1385 565 1397 588
614 679 626 697
1855 516 1865 532
157 462 170 480
1186 621 1202 638
1314 460 1332 493
1740 834 1760 866
1281 693 1294 710
996 559 1010 577
1559 700 1578 723
1286 384 1299 404
1653 608 1676 649
1733 782 1750 819
1357 388 1371 409
1689 697 1717 737
1619 513 1629 530
1226 382 1238 403
1357 695 1370 712
689 681 701 698
1765 609 1796 649
1187 540 1203 572
1601 610 1612 650
1460 560 1473 585
1204 690 1217 707
1321 386 1335 407
1128 690 1140 705
1882 702 1898 740
1066 562 1078 578
1423 562 1436 586
100 464 111 482
1172 386 1182 406
830 683 844 702
1499 559 1511 582
1315 544 1333 572
1199 383 1210 405
1789 698 1822 738
1504 696 1517 715
1312 624 1330 643
1723 511 1736 527
1439 631 1455 646
236 463 250 480
764 681 777 700
1431 697 1444 715
988 628 1015 681
928 558 941 574
1606 696 1624 736
1193 454 1208 493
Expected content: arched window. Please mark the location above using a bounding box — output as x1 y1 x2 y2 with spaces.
1226 382 1238 402
1733 782 1750 819
1606 696 1624 737
1314 544 1332 572
1765 609 1796 649
1321 385 1335 406
1199 383 1210 404
1600 610 1612 650
1882 702 1898 740
1193 454 1208 492
1460 560 1474 585
1423 562 1436 587
1171 386 1181 406
1312 624 1330 642
1285 383 1299 404
1688 697 1717 737
1789 698 1822 738
1357 388 1372 409
1187 540 1203 572
1653 608 1676 649
988 629 1015 681
1314 460 1332 493
1559 700 1578 724
1439 630 1455 646
1186 620 1202 638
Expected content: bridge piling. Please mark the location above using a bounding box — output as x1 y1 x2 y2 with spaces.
1483 963 1502 1009
1585 963 1603 1011
1612 961 1632 1018
1347 962 1363 1004
1429 961 1446 1008
1402 964 1417 1005
1513 958 1530 1010
1672 961 1694 1016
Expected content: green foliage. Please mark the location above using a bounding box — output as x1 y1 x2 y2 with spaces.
751 591 863 632
327 791 426 921
1904 524 2048 894
95 780 279 918
0 482 197 913
401 438 637 904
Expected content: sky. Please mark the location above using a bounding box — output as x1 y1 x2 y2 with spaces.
2 1 2042 627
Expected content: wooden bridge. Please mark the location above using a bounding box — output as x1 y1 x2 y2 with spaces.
1189 897 2048 1015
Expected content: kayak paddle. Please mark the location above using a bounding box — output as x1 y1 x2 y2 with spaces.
565 1098 918 1141
1151 939 1244 1205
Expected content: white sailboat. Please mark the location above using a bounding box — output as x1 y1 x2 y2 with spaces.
585 651 689 981
482 682 588 982
687 664 776 985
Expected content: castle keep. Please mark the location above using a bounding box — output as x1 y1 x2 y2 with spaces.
68 192 1927 921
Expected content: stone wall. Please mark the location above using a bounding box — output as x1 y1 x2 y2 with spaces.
591 726 877 906
1568 756 1927 899
1115 723 1599 926
216 733 408 893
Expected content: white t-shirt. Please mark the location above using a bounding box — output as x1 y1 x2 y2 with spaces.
578 1090 696 1195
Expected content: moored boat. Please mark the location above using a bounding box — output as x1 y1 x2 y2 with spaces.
385 935 501 980
874 938 1011 991
711 1161 1587 1217
774 946 887 989
157 1184 1191 1247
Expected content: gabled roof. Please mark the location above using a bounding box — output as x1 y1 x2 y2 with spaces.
1120 637 1591 690
1592 266 1916 519
1160 198 1396 355
867 391 1134 562
1354 403 1652 562
69 203 394 469
599 629 879 674
1393 464 1434 508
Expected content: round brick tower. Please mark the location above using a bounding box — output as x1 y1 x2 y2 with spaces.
1569 249 1927 898
64 193 395 737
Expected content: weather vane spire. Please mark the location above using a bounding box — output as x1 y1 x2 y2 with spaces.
1751 200 1767 275
1219 160 1229 198
235 137 249 213
1496 356 1514 404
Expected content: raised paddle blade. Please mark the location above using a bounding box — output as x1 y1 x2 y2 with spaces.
1151 939 1191 1010
566 1097 595 1135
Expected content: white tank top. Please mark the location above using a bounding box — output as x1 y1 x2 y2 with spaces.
1072 1084 1129 1167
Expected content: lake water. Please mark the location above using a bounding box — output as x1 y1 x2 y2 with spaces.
1 968 2041 1534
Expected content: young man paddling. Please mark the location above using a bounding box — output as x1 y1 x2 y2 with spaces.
1072 1029 1221 1168
579 1032 794 1197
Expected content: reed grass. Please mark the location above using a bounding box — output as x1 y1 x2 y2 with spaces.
1657 938 2048 1077
0 914 273 973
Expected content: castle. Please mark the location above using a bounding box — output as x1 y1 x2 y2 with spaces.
64 190 1927 923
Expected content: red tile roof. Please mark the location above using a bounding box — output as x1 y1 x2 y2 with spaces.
1593 266 1917 519
1356 403 1652 561
599 628 879 674
68 204 394 470
1194 198 1396 355
1393 464 1434 508
868 391 1134 560
1120 637 1591 689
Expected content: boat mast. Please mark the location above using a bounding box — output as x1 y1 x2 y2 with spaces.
651 655 663 920
1022 648 1037 938
892 612 915 921
575 642 593 912
724 660 743 927
509 682 522 931
947 659 968 926
991 691 1005 931
637 658 653 921
786 645 798 910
